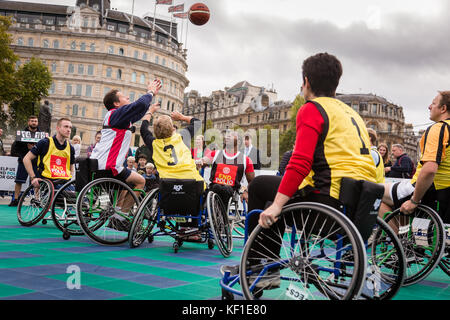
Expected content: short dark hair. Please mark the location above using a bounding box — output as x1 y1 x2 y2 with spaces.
439 91 450 113
103 89 120 111
302 52 343 97
28 115 38 120
137 154 147 160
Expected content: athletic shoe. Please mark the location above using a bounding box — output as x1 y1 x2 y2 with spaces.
8 199 19 207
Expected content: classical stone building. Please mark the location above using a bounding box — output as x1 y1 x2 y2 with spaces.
336 93 420 162
183 81 292 134
1 0 188 152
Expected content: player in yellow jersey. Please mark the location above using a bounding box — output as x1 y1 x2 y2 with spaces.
23 118 75 188
380 91 450 225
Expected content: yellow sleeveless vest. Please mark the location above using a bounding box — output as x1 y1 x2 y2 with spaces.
152 133 205 187
39 137 72 180
299 97 377 199
411 119 450 190
371 147 385 183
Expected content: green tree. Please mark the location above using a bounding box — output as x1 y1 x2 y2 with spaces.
9 57 52 129
279 94 305 155
0 16 19 126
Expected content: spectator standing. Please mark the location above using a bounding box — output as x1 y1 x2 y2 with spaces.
136 154 148 175
367 128 385 183
126 156 137 172
0 128 6 156
71 135 81 158
87 131 101 158
378 143 392 174
38 100 52 134
386 144 415 178
9 115 41 206
243 134 261 170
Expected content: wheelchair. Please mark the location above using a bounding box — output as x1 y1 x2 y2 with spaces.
440 224 449 276
75 158 144 246
128 178 233 258
383 204 447 284
17 177 78 237
220 178 406 300
226 191 247 239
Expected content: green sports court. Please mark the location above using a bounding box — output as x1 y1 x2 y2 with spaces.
0 204 448 300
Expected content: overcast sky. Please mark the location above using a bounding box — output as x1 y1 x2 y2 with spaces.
12 0 450 132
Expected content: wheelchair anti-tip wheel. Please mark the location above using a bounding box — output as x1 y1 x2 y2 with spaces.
239 202 367 300
383 204 445 285
207 191 233 258
51 179 83 238
76 177 140 245
17 179 54 227
128 188 159 248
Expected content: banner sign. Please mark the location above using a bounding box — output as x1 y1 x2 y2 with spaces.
0 156 29 191
15 131 48 143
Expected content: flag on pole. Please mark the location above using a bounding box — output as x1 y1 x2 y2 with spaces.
168 3 184 13
173 12 188 19
156 0 173 5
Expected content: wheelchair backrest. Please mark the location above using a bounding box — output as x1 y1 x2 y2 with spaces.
339 177 385 242
75 157 98 192
159 179 204 216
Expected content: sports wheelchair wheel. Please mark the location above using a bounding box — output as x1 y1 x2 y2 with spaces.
227 196 245 238
129 188 159 248
76 177 140 245
17 179 54 226
239 202 367 300
207 192 233 258
359 217 406 300
51 180 83 237
383 204 445 285
438 224 449 276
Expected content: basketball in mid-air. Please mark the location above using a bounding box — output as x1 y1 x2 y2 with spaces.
188 3 210 26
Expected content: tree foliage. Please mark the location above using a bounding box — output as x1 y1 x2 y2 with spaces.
279 94 306 155
0 17 52 130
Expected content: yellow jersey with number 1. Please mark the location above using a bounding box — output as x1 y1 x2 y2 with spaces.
299 97 377 199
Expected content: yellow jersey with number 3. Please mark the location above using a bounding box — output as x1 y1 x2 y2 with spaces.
299 97 377 199
152 132 205 185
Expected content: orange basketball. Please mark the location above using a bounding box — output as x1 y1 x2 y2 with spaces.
188 3 210 26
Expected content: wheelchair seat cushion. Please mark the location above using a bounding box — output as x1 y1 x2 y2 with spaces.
159 179 204 216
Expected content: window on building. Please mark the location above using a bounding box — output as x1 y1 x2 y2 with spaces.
387 123 392 133
371 103 378 114
28 38 34 46
155 56 159 64
167 101 170 110
142 53 147 60
68 64 74 73
129 92 135 102
134 50 139 59
76 84 82 96
81 106 86 117
72 104 79 116
83 17 89 28
43 39 49 48
162 58 166 66
85 85 92 97
44 17 54 25
87 65 94 75
80 42 86 51
53 39 59 49
90 43 95 52
108 46 114 54
140 74 145 84
116 69 122 80
359 102 368 112
91 18 96 28
106 67 112 78
51 62 57 72
78 64 84 74
66 105 71 115
49 82 55 94
131 72 137 82
103 87 111 95
70 41 76 50
172 102 175 112
118 48 124 56
17 37 23 45
65 84 72 95
118 25 127 33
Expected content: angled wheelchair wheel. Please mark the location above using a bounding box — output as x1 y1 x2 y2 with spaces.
76 177 140 245
239 202 367 300
383 205 445 285
227 197 245 238
17 179 54 227
129 188 159 248
207 191 233 258
359 217 406 300
439 224 449 276
51 180 83 236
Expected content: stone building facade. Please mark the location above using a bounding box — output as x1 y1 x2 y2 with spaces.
183 81 292 134
337 93 420 162
1 0 188 152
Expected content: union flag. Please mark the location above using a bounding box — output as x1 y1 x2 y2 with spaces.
156 0 173 5
168 4 184 13
173 12 188 19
